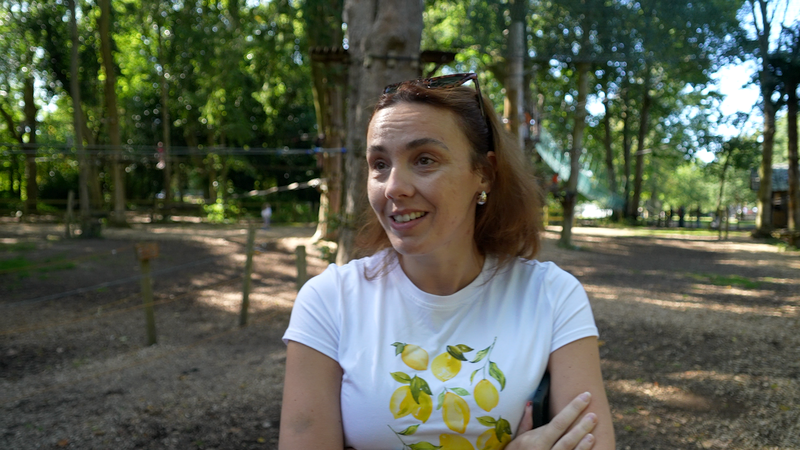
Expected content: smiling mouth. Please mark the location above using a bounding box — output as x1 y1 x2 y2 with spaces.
391 212 426 223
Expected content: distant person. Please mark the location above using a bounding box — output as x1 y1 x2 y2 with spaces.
261 203 272 229
678 206 685 228
280 73 615 450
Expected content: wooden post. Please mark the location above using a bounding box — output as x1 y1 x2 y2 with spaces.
65 190 75 238
135 242 159 346
295 245 307 291
240 224 256 327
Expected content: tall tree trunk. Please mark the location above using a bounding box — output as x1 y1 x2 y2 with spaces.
504 0 526 151
621 99 632 219
559 62 590 248
336 0 423 264
23 77 38 215
787 80 799 233
99 0 126 226
715 151 731 240
303 0 345 242
752 0 775 236
70 0 100 237
602 92 620 219
630 74 652 220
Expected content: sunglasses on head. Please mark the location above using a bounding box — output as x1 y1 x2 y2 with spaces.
382 72 488 123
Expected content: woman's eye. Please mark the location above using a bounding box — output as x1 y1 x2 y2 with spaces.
417 157 433 166
372 160 388 171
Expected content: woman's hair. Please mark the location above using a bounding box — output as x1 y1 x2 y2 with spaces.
355 82 544 268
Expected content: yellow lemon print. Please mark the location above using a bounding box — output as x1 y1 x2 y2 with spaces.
412 391 433 423
432 352 462 381
442 392 470 434
439 433 475 450
389 386 416 419
401 344 429 371
474 379 499 412
477 429 511 450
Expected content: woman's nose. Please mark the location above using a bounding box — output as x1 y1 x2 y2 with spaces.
385 166 414 200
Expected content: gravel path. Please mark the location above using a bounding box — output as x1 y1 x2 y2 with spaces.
1 222 798 449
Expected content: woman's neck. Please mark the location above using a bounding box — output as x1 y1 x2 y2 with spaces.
397 246 485 296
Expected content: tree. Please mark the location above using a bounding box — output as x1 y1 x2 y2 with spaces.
336 0 424 264
99 0 127 225
746 0 783 236
772 22 800 236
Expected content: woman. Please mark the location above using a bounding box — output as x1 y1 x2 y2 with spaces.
280 73 615 450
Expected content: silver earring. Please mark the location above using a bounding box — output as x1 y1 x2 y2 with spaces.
477 191 487 205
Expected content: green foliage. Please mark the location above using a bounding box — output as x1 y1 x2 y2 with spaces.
203 198 241 224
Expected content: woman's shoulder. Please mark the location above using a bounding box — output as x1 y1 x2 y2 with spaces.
492 257 583 291
305 250 388 290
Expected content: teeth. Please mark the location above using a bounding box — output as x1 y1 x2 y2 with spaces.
393 212 424 223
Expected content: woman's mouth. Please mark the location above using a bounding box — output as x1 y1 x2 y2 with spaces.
392 212 426 223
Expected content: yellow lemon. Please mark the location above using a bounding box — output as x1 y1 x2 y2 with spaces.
401 344 429 371
439 433 475 450
474 379 499 412
432 352 462 381
412 391 433 423
477 429 511 450
442 392 470 434
389 386 415 419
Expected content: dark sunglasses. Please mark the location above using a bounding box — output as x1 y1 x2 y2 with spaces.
382 72 487 122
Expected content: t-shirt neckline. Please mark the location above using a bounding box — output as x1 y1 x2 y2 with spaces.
387 253 496 310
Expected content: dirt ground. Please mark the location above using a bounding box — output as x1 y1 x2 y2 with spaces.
1 220 798 449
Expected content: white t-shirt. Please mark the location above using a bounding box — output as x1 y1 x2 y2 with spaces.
282 251 598 450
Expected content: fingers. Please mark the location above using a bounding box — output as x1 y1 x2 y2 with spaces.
516 400 534 434
544 392 592 442
553 412 597 450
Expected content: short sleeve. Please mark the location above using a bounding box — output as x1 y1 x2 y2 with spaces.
545 266 598 353
282 265 341 362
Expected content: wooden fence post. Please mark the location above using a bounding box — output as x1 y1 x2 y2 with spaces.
295 245 307 291
135 242 159 346
65 190 75 238
240 224 256 327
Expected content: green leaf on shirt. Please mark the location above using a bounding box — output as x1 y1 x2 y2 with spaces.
436 391 445 410
455 344 474 353
477 416 497 427
390 372 411 384
397 424 420 436
471 346 491 363
408 442 442 450
496 417 512 441
489 361 506 391
450 387 470 396
391 342 406 356
470 369 480 384
446 345 468 361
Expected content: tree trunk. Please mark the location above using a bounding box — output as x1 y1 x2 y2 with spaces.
787 80 799 232
303 0 345 242
70 0 101 237
602 93 620 219
621 99 632 219
23 76 38 215
559 62 590 248
630 74 652 220
753 0 775 236
99 0 127 226
715 151 731 240
504 0 526 151
336 0 424 264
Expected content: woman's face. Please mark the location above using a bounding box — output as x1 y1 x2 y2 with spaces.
366 102 491 262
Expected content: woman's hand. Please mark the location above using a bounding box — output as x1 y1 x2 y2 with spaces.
506 392 597 450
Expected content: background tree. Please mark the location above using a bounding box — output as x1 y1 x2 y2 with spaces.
336 0 424 264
